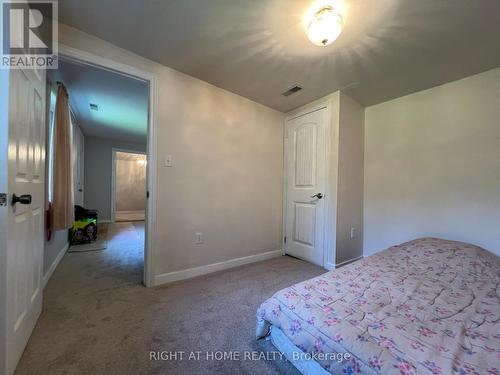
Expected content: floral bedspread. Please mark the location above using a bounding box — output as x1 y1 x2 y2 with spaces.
256 238 500 374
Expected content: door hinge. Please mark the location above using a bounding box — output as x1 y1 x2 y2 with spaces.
284 236 287 244
0 193 6 206
146 191 150 199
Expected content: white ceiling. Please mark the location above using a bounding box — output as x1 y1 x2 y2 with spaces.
51 59 149 144
60 0 500 112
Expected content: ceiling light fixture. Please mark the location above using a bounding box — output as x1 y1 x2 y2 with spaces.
305 1 345 47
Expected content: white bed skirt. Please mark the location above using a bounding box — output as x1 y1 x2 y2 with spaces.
266 325 329 375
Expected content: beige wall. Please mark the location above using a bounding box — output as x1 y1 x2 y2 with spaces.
336 93 364 264
60 24 285 280
115 156 146 212
364 68 500 257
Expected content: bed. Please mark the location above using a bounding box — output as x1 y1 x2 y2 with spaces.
256 238 500 374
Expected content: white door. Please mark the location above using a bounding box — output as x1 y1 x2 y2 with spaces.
284 108 327 266
72 122 84 206
1 67 46 375
77 128 84 205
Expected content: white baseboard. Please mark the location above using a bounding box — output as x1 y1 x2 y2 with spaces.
325 262 335 271
42 242 69 288
154 249 282 286
334 255 363 269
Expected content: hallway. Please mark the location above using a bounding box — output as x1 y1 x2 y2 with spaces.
63 221 145 289
16 221 146 373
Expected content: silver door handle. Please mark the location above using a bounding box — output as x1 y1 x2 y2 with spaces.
311 193 323 199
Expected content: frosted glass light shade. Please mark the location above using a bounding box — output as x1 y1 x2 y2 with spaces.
306 5 344 46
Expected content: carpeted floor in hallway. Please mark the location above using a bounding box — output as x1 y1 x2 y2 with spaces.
15 221 325 375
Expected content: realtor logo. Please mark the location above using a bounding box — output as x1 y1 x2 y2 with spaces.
1 0 58 69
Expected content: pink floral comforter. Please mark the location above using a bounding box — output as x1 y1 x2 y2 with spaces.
256 238 500 374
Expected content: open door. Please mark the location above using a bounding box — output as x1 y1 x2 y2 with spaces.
0 67 46 375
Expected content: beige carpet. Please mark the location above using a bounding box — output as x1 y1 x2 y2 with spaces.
15 222 325 375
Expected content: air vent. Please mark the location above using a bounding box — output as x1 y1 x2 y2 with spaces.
281 85 302 97
89 103 99 111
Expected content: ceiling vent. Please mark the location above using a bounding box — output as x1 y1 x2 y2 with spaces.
281 85 302 97
89 103 99 111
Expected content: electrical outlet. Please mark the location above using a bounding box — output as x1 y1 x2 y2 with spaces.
195 232 203 244
350 227 356 240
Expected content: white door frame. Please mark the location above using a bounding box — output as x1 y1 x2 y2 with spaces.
283 95 337 270
110 148 147 223
58 44 158 287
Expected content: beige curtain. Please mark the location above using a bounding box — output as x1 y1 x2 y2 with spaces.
52 84 74 230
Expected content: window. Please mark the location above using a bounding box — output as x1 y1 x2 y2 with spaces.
47 89 56 203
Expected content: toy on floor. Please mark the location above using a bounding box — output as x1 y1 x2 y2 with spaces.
70 205 98 245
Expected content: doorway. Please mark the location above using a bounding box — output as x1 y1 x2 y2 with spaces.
58 46 157 287
112 150 147 222
47 56 149 279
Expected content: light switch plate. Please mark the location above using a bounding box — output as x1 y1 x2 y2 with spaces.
164 155 173 167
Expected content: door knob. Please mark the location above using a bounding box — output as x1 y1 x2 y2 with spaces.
311 193 323 199
12 194 32 205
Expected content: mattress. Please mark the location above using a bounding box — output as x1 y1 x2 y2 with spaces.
256 238 500 374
